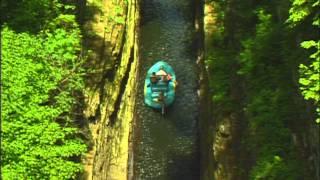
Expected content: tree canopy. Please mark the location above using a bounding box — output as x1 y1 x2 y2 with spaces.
206 0 319 179
1 1 87 179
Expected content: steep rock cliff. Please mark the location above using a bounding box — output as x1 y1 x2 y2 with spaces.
81 0 139 179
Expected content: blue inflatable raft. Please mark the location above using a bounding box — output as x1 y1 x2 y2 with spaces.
144 61 177 114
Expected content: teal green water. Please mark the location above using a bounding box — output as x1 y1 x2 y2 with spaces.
133 0 200 179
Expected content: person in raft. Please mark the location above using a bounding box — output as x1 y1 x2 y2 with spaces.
150 72 160 84
156 66 172 83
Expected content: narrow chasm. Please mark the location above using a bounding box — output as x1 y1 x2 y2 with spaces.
131 0 202 179
4 0 319 179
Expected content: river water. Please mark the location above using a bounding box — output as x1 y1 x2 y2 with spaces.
133 0 200 179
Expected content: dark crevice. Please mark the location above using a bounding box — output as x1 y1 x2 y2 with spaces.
99 31 107 62
108 47 135 126
88 115 96 122
88 2 129 126
103 69 116 83
113 28 128 73
109 5 129 82
95 23 129 127
103 27 127 82
100 31 115 82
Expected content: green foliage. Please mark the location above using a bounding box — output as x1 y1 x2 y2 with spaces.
1 21 86 180
206 52 234 111
287 0 319 25
0 0 80 33
299 49 320 102
1 0 88 179
1 0 59 32
238 9 273 76
245 89 304 179
288 0 320 123
299 41 320 123
207 0 317 178
251 155 301 180
107 5 126 25
205 0 257 114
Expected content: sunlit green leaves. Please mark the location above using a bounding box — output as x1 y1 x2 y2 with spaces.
287 0 315 25
298 46 320 122
0 0 65 32
301 40 318 49
208 0 319 179
106 5 126 25
287 0 320 123
287 0 320 30
1 24 86 179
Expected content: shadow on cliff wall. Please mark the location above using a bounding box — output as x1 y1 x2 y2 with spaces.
81 2 125 125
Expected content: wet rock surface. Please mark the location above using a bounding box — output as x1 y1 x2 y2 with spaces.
133 0 200 179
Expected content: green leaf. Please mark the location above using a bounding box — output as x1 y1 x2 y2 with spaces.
301 40 317 49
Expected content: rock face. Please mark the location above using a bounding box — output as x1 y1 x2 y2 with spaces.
201 2 243 180
200 2 218 180
81 0 139 179
211 115 241 180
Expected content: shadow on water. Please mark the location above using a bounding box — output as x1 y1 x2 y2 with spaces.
165 150 200 180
